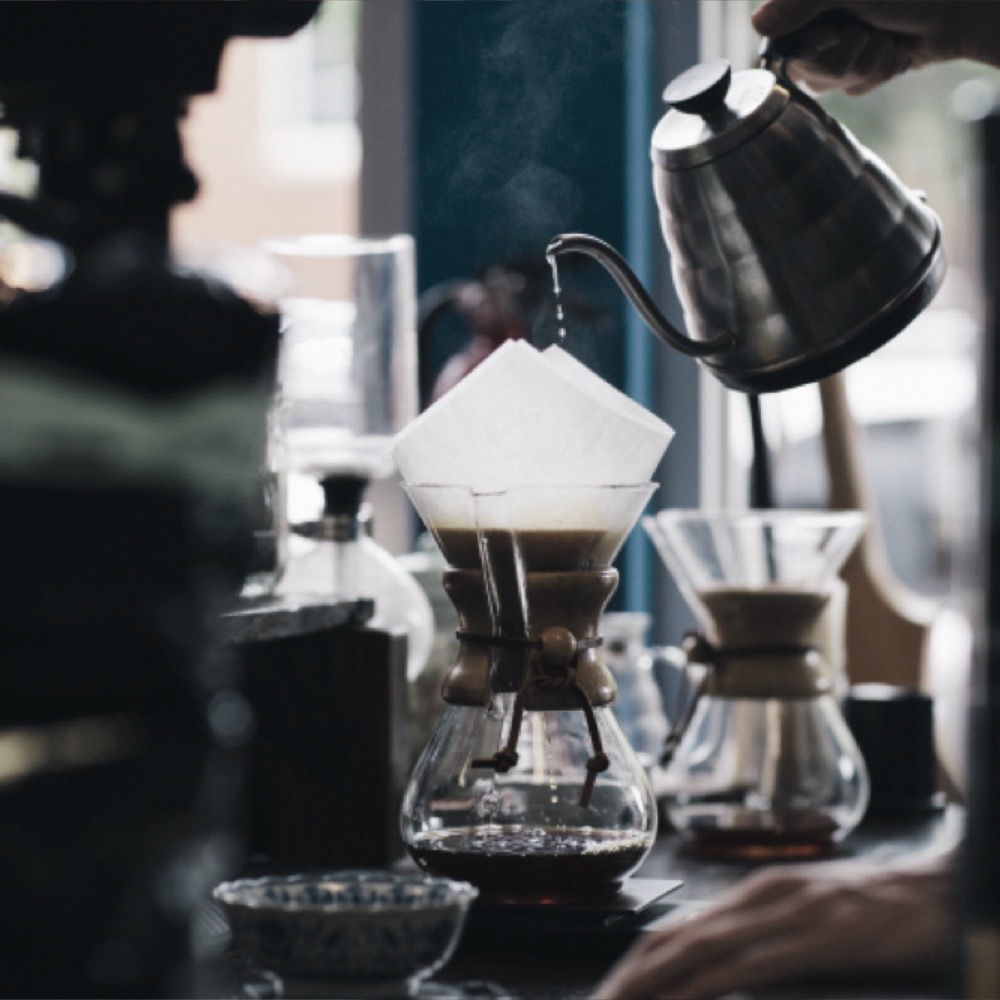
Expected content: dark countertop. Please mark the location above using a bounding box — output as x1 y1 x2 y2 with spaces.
220 596 374 643
638 804 963 903
433 806 963 1000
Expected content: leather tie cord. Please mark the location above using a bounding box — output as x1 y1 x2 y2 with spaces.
659 631 819 767
681 631 819 665
459 628 607 807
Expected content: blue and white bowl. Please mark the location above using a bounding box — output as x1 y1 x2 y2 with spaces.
213 870 477 996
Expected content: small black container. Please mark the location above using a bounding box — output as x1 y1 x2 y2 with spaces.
843 683 945 818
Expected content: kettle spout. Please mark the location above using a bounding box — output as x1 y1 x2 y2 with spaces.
546 233 733 358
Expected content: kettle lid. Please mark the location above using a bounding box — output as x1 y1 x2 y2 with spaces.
652 59 788 170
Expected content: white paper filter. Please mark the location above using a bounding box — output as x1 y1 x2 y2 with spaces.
391 341 673 497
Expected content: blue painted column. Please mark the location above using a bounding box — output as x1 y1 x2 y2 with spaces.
621 0 656 612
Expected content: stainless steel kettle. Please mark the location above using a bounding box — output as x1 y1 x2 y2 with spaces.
547 49 945 394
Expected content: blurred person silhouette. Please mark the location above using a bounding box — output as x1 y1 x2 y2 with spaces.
594 2 1000 998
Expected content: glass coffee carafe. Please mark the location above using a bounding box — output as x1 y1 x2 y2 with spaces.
400 484 658 904
645 510 869 860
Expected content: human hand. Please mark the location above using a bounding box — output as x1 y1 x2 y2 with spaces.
593 853 954 1000
752 1 994 94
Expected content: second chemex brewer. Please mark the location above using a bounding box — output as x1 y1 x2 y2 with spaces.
646 509 870 859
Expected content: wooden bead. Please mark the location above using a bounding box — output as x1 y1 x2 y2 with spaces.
539 627 577 666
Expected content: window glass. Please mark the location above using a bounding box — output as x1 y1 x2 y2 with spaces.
697 3 994 619
696 2 989 613
311 0 361 123
763 62 1000 617
174 0 361 247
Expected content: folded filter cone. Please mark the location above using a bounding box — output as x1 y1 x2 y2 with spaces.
391 341 674 490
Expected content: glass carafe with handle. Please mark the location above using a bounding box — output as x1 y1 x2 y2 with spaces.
644 509 869 860
400 484 659 904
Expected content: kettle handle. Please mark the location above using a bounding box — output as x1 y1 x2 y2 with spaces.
758 9 874 81
546 233 734 358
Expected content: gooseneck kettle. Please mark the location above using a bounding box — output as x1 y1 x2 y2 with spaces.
548 19 945 394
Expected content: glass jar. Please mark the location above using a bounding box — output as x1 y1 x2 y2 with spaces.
241 392 288 599
659 687 868 859
278 474 434 683
262 234 417 483
602 611 669 769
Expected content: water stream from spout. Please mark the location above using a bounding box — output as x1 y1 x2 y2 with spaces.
546 252 567 342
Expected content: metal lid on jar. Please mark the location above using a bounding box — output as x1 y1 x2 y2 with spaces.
651 60 789 170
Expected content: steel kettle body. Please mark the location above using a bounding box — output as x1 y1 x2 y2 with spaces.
550 60 945 393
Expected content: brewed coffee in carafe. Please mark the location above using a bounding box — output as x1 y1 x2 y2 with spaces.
392 342 673 902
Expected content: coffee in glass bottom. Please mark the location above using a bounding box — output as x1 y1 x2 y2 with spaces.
407 825 650 904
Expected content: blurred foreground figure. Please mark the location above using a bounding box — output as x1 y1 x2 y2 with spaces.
0 4 317 996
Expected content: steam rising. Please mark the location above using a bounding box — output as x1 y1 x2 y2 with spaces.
429 2 622 257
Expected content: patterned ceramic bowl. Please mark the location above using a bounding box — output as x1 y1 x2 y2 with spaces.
213 870 477 996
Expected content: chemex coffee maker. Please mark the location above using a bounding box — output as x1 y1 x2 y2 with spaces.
402 482 659 902
645 509 870 859
547 15 945 394
392 341 674 903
